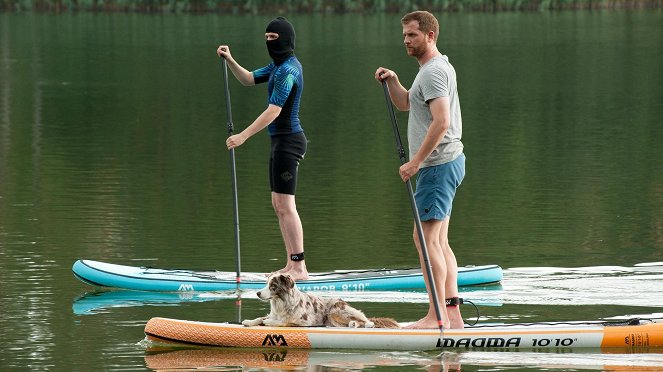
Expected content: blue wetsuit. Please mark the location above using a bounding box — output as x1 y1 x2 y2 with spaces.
253 56 307 195
252 56 304 136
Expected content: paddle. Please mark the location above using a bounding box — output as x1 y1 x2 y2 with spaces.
221 58 241 287
380 78 445 340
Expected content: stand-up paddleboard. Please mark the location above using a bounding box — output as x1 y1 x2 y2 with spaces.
72 259 502 292
144 317 663 351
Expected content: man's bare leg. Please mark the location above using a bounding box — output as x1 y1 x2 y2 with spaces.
405 219 450 329
439 218 463 329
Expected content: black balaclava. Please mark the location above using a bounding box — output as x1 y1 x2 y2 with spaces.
265 17 295 65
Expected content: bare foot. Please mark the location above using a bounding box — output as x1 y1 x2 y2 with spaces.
280 269 309 281
404 316 449 329
449 317 464 329
447 307 465 329
265 264 292 277
265 268 309 281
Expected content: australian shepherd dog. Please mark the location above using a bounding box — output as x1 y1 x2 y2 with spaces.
242 273 399 328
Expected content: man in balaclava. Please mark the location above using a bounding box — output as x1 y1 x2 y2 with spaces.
217 17 309 281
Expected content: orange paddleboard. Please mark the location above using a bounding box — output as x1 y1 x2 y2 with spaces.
145 317 663 351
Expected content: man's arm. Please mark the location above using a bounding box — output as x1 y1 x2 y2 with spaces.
399 96 450 181
217 45 255 86
226 104 282 149
375 68 409 111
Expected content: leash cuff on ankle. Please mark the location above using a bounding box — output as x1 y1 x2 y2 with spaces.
290 252 305 261
445 297 463 307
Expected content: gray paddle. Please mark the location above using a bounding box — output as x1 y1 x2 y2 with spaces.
380 78 445 341
221 58 241 289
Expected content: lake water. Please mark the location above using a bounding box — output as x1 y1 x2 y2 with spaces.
1 10 662 371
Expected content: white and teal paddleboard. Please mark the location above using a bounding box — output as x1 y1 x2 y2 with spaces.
72 259 502 292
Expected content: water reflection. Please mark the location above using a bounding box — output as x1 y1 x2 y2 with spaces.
0 17 11 177
144 347 458 371
1 248 57 369
457 349 663 370
72 289 243 315
143 346 663 371
72 284 503 315
498 264 663 307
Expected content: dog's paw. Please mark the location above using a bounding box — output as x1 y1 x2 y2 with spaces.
242 319 261 327
262 319 284 327
364 320 375 328
348 320 361 328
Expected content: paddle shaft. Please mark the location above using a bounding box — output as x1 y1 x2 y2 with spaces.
222 58 241 284
381 79 445 337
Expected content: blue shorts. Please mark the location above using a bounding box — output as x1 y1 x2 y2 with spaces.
414 154 465 221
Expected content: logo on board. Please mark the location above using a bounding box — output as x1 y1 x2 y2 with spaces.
178 283 195 291
437 337 521 348
262 334 288 346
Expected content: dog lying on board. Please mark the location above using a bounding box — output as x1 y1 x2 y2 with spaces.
241 273 399 328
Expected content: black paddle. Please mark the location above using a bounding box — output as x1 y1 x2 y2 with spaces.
221 58 242 288
380 77 445 340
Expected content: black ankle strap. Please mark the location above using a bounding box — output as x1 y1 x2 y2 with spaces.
445 297 463 307
290 252 305 261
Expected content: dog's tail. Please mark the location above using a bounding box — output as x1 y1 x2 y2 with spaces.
368 317 400 329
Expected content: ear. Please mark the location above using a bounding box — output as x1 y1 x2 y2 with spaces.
282 274 295 289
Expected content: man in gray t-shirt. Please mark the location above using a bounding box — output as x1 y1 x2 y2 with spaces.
408 54 463 167
375 10 466 330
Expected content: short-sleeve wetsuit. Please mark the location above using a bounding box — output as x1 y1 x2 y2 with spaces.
253 55 307 195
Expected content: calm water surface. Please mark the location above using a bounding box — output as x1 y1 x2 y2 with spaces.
1 10 662 371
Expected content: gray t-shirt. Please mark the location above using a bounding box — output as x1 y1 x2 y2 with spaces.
407 55 463 168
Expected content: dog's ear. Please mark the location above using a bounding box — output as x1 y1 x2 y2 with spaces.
280 273 295 289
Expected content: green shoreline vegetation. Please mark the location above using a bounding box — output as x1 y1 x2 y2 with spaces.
1 0 661 13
